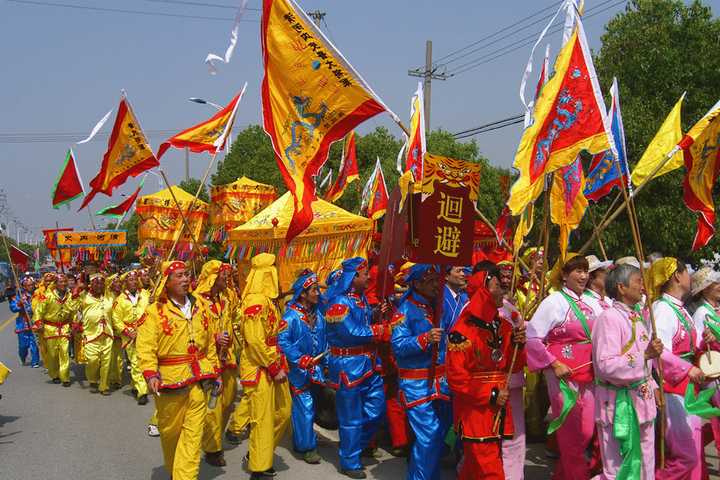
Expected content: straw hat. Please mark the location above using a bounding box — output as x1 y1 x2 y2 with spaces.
585 255 613 273
691 266 720 296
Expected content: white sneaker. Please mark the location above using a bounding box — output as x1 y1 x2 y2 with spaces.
147 424 160 437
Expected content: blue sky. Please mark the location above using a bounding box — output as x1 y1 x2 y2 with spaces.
1 0 713 239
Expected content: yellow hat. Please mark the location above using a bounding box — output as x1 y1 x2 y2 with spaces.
156 261 187 300
647 257 678 303
194 260 231 296
242 253 278 299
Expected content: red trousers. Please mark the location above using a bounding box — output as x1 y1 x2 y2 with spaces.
459 441 504 480
384 377 410 448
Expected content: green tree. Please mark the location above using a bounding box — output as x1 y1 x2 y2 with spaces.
178 178 209 203
571 0 720 261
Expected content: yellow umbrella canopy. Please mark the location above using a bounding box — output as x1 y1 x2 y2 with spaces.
135 185 209 257
228 191 373 290
208 176 277 242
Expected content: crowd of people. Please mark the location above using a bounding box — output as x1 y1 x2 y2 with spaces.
7 246 720 480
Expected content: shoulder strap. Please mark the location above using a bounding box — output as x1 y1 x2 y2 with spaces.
559 290 591 340
660 297 695 354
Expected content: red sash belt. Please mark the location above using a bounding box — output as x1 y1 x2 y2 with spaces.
158 352 206 366
44 320 68 328
398 365 446 380
266 336 278 347
330 345 376 356
469 371 506 382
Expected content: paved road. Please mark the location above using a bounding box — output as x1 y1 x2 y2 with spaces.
0 300 553 479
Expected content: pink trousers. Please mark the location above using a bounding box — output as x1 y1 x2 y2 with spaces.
597 419 655 479
656 393 703 480
545 371 595 480
502 387 526 480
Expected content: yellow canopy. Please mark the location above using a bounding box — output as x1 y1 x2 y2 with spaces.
208 176 277 242
135 185 209 254
228 191 373 289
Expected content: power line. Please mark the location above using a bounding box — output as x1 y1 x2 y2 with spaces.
433 1 564 66
448 0 627 77
455 117 525 139
453 115 525 137
7 0 260 22
0 129 184 144
140 0 261 11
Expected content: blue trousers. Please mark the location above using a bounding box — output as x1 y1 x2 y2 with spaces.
17 331 39 366
335 372 385 471
291 385 319 453
406 398 452 480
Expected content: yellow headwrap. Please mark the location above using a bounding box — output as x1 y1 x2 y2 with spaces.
647 257 678 303
521 247 543 268
242 253 278 299
194 260 231 296
549 252 580 290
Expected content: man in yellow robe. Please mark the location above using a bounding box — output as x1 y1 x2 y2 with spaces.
105 274 124 389
32 272 56 368
33 273 74 386
239 253 291 479
137 260 221 480
112 271 151 404
192 260 238 467
70 273 114 394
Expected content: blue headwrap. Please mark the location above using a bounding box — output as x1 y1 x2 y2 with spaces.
402 264 438 302
290 269 318 305
324 257 368 302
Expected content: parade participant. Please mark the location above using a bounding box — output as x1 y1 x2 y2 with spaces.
526 254 596 480
441 266 468 332
391 263 451 480
71 273 114 395
278 269 327 465
447 263 526 479
32 272 55 368
689 267 720 451
516 247 544 313
10 276 39 367
583 255 613 316
137 260 221 480
238 253 291 479
105 274 124 390
592 264 662 479
324 257 389 479
194 261 236 467
139 268 154 292
497 268 526 480
33 273 74 386
651 258 706 480
112 271 151 405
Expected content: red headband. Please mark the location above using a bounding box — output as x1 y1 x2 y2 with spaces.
164 261 186 276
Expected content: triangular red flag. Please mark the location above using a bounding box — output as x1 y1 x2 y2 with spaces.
51 149 85 209
95 178 145 217
10 245 30 270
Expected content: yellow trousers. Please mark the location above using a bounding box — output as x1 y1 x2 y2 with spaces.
84 336 113 392
37 332 49 367
228 391 250 435
149 409 158 425
108 338 124 386
125 342 148 396
246 372 291 472
46 336 70 382
73 334 86 365
156 383 208 480
202 369 238 453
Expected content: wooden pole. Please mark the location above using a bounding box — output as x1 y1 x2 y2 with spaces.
587 209 608 261
578 146 680 255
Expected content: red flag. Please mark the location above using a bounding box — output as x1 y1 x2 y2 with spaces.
494 206 513 247
10 245 29 270
95 178 145 217
325 131 359 202
361 158 389 220
78 94 159 211
51 149 85 209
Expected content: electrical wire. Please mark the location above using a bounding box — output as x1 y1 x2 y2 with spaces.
0 129 183 144
6 0 259 21
453 117 525 139
448 0 627 77
140 0 261 11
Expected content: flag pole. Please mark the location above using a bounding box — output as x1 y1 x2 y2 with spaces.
114 203 132 231
577 146 680 255
0 225 32 325
587 209 608 261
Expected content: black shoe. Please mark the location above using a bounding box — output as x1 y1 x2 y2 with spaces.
361 447 381 458
205 450 226 467
137 394 149 405
131 388 138 396
225 430 242 445
100 390 111 396
90 384 99 394
261 468 276 477
110 383 122 390
52 378 61 384
341 470 367 479
62 381 71 387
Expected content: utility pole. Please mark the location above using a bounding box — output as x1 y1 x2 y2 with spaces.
185 147 190 181
307 10 326 27
408 40 447 131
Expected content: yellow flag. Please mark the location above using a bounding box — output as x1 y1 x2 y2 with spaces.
550 158 588 260
513 204 534 256
631 93 685 186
